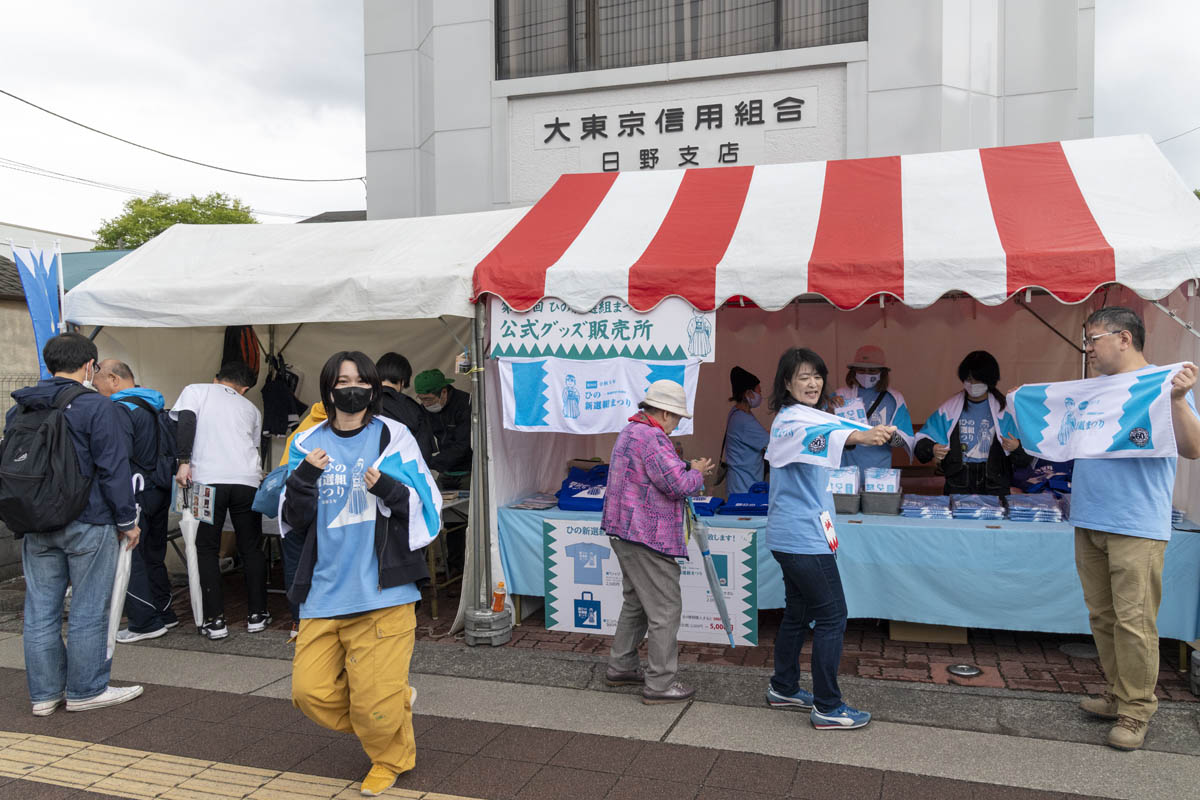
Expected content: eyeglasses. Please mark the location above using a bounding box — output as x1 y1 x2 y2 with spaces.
1081 330 1122 349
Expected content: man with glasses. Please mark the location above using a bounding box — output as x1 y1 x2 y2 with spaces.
1071 307 1200 750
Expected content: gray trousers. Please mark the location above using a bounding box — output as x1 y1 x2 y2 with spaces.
608 537 683 692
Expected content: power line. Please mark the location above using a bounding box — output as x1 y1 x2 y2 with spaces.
1157 123 1200 145
0 156 309 219
0 87 365 184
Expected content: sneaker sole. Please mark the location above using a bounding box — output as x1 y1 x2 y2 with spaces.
163 621 180 629
811 719 870 730
247 624 268 633
31 701 63 717
200 630 229 640
641 695 695 705
66 686 144 712
117 628 168 644
767 698 814 711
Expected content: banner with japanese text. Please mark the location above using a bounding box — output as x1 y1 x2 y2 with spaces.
497 356 700 435
543 517 757 646
490 295 715 362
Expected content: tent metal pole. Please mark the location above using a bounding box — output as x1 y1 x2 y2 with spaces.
86 325 103 341
1150 300 1200 341
1015 298 1084 355
471 300 493 612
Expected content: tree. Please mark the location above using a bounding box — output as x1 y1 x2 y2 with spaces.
94 192 257 250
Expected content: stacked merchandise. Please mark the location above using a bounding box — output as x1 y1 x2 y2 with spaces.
1172 507 1185 525
900 495 952 519
826 466 860 495
950 494 1005 520
1006 493 1065 522
691 496 726 517
862 468 901 494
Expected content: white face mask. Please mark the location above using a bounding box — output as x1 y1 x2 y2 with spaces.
82 362 96 391
856 373 880 390
746 390 761 409
963 381 988 400
425 401 444 414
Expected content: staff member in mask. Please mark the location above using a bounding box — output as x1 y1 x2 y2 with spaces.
834 346 915 471
722 367 769 495
914 350 1031 496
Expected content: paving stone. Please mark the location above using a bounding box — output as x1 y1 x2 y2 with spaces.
159 722 267 764
881 771 984 800
549 733 643 774
695 787 781 800
225 731 332 772
791 761 884 799
170 693 270 724
0 779 90 798
417 718 507 755
288 738 370 782
607 774 701 800
434 754 541 800
515 765 617 800
971 782 1068 799
703 751 797 796
479 725 574 764
625 740 720 783
392 748 470 793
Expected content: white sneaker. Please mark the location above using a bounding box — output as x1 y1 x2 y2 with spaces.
66 685 144 712
32 695 64 717
116 627 167 644
410 685 417 708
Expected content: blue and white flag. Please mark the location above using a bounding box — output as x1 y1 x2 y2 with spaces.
280 416 442 548
766 402 869 469
1007 364 1188 461
497 356 700 435
915 392 1019 448
11 246 62 378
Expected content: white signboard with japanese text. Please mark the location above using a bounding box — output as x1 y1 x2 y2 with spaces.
543 517 758 646
497 356 700 436
533 87 818 174
490 295 715 362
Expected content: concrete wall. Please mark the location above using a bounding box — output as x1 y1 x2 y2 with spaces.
1 222 95 261
364 0 1096 218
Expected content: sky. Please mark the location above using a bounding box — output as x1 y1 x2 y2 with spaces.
1094 0 1200 190
0 1 365 244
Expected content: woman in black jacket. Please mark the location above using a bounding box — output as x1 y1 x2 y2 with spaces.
914 350 1031 496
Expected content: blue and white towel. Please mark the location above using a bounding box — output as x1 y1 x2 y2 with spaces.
766 402 870 469
950 494 1005 520
826 466 860 495
1006 493 1064 523
1008 363 1189 461
916 392 1019 449
900 494 952 519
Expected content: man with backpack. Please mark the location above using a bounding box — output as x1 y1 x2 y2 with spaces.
95 359 180 642
172 362 269 640
0 333 143 714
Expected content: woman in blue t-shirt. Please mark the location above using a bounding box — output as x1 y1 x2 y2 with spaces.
914 350 1031 496
282 351 441 796
764 347 894 731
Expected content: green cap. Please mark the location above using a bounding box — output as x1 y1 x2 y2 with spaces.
414 368 454 395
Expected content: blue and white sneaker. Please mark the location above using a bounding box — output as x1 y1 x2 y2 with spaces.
766 685 814 711
810 703 871 730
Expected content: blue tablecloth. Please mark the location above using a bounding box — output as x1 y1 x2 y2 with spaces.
497 507 1200 639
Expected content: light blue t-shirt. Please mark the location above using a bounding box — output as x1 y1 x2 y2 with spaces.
1070 390 1198 541
841 387 898 471
565 542 610 585
766 461 837 555
957 398 994 463
300 419 421 619
725 408 770 496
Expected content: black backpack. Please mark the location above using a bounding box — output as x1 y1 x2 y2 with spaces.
0 385 93 536
119 396 178 492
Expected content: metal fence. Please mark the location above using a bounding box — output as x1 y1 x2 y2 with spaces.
0 374 41 436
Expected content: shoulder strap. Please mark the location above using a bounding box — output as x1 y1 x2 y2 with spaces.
865 390 886 421
52 384 89 410
121 396 162 455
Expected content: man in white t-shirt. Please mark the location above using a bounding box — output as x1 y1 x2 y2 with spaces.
172 362 268 640
1072 307 1200 751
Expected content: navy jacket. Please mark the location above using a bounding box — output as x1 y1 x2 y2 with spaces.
425 386 472 474
111 387 166 482
7 378 137 531
380 387 436 467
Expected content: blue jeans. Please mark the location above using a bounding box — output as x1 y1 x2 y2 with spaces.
22 521 119 702
770 551 847 713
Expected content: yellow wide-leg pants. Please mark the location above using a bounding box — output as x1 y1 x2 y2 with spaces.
291 603 417 773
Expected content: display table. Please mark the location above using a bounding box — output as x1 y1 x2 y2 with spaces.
497 506 1200 640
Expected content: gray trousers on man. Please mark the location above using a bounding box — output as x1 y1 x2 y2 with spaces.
608 537 682 692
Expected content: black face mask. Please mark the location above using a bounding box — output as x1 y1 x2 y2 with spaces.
331 386 372 414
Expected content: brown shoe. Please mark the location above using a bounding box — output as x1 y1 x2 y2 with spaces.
641 681 695 705
1107 715 1148 751
1079 691 1119 720
605 667 645 687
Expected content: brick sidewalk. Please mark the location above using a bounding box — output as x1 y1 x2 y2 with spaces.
0 668 1093 800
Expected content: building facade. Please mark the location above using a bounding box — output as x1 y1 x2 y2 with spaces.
364 0 1094 220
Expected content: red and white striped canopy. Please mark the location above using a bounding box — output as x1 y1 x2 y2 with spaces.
473 135 1200 312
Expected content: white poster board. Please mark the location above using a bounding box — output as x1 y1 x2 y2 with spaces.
542 517 757 646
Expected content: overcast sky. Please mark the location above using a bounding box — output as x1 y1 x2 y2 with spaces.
0 1 1197 247
0 1 365 243
1095 0 1200 191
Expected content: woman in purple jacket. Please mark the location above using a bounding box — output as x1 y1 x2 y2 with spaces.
601 380 714 704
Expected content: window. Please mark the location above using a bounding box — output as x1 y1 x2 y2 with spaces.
496 0 868 81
